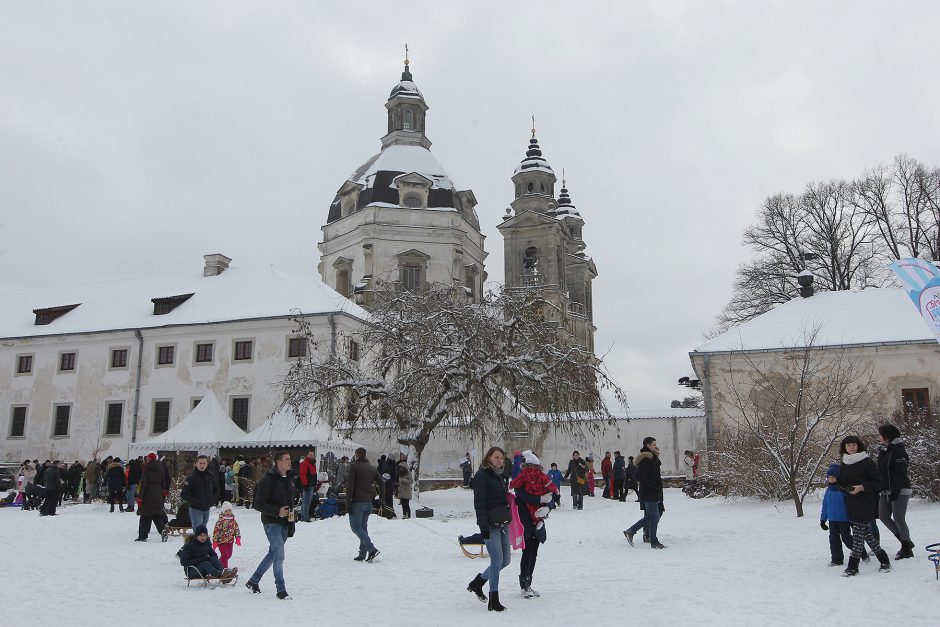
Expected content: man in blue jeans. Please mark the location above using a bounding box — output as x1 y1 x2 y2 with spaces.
345 447 384 562
246 451 295 600
623 437 667 549
180 455 217 533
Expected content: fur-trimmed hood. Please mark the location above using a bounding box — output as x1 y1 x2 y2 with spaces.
634 451 655 464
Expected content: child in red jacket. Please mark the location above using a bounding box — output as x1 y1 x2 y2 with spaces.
509 451 558 529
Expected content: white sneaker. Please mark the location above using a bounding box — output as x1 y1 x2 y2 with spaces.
522 588 536 598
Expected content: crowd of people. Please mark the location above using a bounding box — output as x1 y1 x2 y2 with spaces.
2 419 919 607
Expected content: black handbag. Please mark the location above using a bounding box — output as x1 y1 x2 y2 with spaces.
486 504 511 527
287 521 296 538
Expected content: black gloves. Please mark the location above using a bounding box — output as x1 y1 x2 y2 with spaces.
480 527 491 540
820 521 828 530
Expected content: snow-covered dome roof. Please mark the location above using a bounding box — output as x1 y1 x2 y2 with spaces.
327 144 462 222
513 135 555 176
553 181 582 220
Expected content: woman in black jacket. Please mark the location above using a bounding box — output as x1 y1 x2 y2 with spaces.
838 436 891 576
876 424 915 559
466 446 511 612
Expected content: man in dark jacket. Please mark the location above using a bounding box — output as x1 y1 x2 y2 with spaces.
622 438 666 549
245 451 295 600
40 460 62 516
346 447 384 562
104 457 126 512
625 456 638 500
180 455 217 532
135 452 168 541
67 461 84 500
613 451 626 501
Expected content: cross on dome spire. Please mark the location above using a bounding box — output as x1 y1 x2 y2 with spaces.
402 43 412 81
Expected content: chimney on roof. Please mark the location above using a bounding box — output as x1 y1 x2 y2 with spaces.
797 270 814 298
203 253 231 277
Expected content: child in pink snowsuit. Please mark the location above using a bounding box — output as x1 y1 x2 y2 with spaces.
212 502 241 568
509 452 558 529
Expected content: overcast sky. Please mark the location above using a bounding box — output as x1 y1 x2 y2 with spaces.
2 1 939 409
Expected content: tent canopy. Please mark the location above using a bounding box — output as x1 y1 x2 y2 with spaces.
130 393 245 453
223 409 360 456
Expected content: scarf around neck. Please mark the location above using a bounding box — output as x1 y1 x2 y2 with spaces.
842 451 869 465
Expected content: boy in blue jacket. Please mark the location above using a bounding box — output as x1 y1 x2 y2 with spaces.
547 463 563 507
820 463 857 566
179 524 237 582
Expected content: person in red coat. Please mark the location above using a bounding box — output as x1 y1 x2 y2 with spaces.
298 450 318 522
601 452 613 498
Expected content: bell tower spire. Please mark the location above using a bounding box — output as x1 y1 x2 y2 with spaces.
510 119 557 215
382 45 430 149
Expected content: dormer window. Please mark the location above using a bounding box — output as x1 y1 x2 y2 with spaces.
152 293 194 315
402 195 422 208
33 304 80 326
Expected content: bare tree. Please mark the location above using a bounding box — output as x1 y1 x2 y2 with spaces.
278 282 627 484
715 176 895 333
708 327 875 517
852 154 940 262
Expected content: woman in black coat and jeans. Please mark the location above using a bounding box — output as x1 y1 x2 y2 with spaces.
838 435 891 577
466 446 512 612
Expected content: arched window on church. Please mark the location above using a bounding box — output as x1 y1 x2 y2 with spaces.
527 182 533 193
336 268 351 298
540 183 545 193
522 246 539 287
403 108 414 130
402 194 422 208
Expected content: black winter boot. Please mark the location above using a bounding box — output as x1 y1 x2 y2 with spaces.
487 591 506 612
876 549 891 572
467 575 487 602
842 556 860 577
894 540 914 560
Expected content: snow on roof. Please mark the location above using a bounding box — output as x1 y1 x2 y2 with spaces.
352 144 456 191
224 409 360 453
530 408 704 422
693 288 935 354
131 393 246 451
0 264 369 339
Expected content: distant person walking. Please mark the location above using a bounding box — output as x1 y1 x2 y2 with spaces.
40 460 63 516
601 451 613 498
876 424 915 559
461 453 474 488
623 437 666 549
613 451 626 501
563 451 588 510
346 447 384 562
298 449 318 523
466 446 512 612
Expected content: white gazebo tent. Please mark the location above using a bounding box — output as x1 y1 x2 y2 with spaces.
223 409 360 457
130 393 246 457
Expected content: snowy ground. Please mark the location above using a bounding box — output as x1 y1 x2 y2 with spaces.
0 488 937 626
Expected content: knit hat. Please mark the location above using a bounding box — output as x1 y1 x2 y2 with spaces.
147 452 158 461
523 451 541 466
194 524 209 537
826 463 840 478
220 502 234 514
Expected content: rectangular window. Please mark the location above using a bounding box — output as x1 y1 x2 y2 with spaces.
402 264 420 291
348 340 360 361
195 343 214 363
111 349 128 369
902 388 930 415
52 404 70 437
231 397 250 430
16 354 33 374
157 345 175 366
9 406 27 437
153 400 171 433
234 340 253 361
288 337 307 358
59 352 76 372
104 402 123 436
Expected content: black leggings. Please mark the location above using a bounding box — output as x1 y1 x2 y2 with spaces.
519 531 540 589
850 522 882 558
400 498 410 517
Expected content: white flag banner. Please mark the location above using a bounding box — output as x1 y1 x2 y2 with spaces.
888 258 940 344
